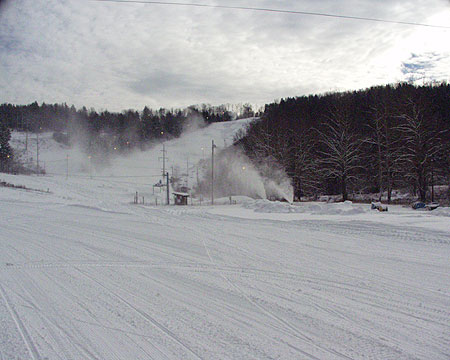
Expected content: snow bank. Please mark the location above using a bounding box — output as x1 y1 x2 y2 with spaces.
212 196 255 205
242 199 369 216
430 206 450 217
244 199 297 213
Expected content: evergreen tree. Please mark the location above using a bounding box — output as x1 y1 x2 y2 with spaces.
0 122 13 172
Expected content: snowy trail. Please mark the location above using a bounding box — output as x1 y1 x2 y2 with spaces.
1 188 449 359
2 121 450 359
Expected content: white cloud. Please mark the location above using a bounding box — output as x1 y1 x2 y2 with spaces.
1 0 449 111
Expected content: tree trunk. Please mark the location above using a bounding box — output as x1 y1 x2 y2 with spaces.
418 172 427 202
342 176 348 201
387 177 393 204
378 146 383 202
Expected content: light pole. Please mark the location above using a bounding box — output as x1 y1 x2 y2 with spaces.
159 143 168 178
36 131 39 173
211 140 216 205
66 154 69 180
186 158 189 188
166 171 170 205
88 155 92 179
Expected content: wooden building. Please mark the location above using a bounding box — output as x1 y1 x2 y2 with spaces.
173 192 190 205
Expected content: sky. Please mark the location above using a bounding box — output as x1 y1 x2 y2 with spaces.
1 0 449 112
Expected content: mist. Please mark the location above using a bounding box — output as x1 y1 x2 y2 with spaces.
58 115 292 203
195 146 293 203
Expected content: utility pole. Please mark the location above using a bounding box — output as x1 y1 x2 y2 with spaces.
211 140 216 205
36 131 40 173
186 158 189 188
88 155 92 179
162 144 166 176
166 171 170 205
431 157 435 203
66 154 69 180
24 111 28 152
159 143 168 179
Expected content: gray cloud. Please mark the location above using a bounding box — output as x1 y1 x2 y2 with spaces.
401 52 450 83
1 0 449 111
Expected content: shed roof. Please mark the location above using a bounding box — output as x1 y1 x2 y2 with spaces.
172 192 190 197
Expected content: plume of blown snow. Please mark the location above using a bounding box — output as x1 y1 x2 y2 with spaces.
195 147 293 202
258 158 294 202
182 112 207 134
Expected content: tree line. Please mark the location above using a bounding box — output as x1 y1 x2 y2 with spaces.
1 82 449 204
0 101 257 172
235 82 450 203
0 102 240 137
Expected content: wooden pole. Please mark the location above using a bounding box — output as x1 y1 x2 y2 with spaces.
166 171 170 205
211 140 215 205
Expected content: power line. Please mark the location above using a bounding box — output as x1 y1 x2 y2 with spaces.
45 172 162 178
90 0 450 29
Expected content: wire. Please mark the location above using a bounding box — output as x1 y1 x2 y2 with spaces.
43 158 67 163
90 0 450 29
45 172 163 178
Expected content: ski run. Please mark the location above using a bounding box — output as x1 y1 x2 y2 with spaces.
1 119 449 360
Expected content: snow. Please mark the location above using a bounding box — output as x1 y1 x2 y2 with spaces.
1 120 450 359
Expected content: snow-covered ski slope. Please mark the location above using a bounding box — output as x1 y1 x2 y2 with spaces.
10 117 255 192
1 119 450 359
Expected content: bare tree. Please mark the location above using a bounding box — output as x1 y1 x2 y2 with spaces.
397 99 445 202
290 133 321 200
317 105 363 201
366 103 402 203
235 121 294 169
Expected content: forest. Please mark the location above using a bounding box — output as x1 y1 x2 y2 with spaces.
235 82 450 203
1 82 449 203
0 102 250 141
0 102 255 173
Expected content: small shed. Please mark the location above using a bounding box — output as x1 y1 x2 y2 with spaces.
173 192 190 205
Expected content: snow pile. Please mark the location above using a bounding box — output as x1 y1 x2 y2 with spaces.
312 201 369 215
244 199 298 213
212 196 255 205
430 206 450 217
242 199 369 216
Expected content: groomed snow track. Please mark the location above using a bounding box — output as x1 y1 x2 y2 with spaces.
1 191 449 359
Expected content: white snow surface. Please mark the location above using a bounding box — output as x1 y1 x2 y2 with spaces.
1 120 450 359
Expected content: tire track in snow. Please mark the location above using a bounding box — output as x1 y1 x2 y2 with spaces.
182 214 366 358
14 264 170 360
200 236 354 360
74 266 204 360
35 271 169 360
0 284 41 360
3 239 168 360
7 271 105 360
265 280 406 352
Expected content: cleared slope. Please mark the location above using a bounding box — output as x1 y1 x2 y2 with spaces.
0 187 449 359
1 118 449 359
9 118 256 204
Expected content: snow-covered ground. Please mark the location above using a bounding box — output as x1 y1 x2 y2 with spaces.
1 120 449 359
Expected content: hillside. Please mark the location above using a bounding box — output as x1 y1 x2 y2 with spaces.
0 118 449 360
8 118 259 204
